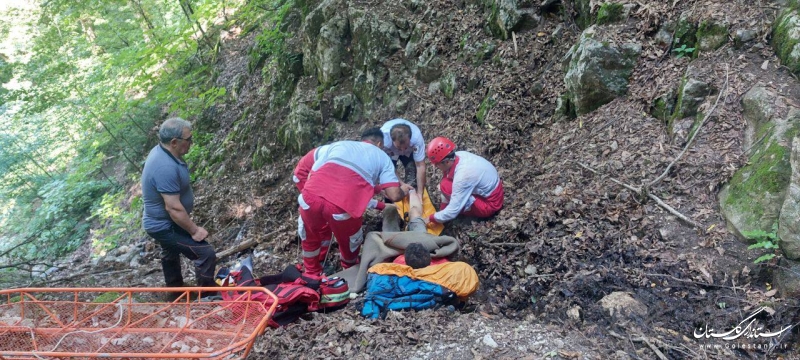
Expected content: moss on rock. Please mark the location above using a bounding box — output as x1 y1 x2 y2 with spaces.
92 292 122 303
596 3 624 25
651 91 676 122
696 20 728 51
441 72 457 99
673 14 697 51
720 119 800 238
487 0 521 40
772 9 800 75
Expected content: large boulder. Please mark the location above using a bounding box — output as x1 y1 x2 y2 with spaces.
562 25 641 116
696 19 729 51
778 112 800 259
668 65 715 137
774 257 800 297
720 86 800 240
773 7 800 75
302 0 351 87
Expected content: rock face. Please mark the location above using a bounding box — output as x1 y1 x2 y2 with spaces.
279 103 323 154
302 0 351 87
562 26 641 116
350 9 401 104
779 119 800 260
773 7 800 74
719 86 800 240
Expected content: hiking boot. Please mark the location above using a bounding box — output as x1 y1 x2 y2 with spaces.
164 289 191 302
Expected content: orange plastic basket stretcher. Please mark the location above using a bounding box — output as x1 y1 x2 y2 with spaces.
0 287 277 359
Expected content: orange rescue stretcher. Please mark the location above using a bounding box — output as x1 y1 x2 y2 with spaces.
0 287 277 359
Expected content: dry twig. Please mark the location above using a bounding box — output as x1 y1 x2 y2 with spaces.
633 335 669 360
576 162 701 228
646 273 742 290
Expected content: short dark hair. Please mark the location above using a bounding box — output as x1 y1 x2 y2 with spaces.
361 127 384 143
442 152 456 161
390 124 412 142
404 243 431 269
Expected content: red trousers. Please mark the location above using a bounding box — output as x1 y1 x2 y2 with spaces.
298 191 363 276
439 178 504 218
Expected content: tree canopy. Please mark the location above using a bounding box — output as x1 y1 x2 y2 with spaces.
0 0 274 266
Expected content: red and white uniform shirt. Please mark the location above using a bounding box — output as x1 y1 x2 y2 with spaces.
432 151 503 223
293 148 317 192
302 141 399 217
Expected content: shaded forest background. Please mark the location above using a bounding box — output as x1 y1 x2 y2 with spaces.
0 0 248 268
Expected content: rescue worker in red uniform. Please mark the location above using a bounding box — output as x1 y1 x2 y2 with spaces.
298 128 411 279
425 137 504 224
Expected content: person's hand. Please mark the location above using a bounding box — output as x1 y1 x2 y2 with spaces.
422 217 430 225
191 226 209 242
400 183 414 193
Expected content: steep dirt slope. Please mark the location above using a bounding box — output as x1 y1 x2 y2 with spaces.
48 0 800 358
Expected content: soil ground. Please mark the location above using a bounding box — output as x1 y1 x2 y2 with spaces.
9 1 800 359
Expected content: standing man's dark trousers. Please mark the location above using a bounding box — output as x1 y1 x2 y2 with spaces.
397 155 417 187
147 225 217 288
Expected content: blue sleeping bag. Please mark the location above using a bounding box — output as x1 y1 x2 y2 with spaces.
361 273 456 319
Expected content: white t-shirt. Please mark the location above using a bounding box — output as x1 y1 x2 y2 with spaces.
433 151 501 223
380 118 426 162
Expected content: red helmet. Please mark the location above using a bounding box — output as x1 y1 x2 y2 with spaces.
426 137 456 163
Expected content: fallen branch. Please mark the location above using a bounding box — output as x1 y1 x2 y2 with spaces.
486 242 527 247
645 273 742 290
576 162 701 228
216 229 281 259
632 335 668 360
648 63 729 188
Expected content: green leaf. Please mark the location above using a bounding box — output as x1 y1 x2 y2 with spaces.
754 254 776 264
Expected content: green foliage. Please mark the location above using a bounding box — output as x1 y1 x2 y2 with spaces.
744 226 779 264
672 44 695 58
17 172 111 258
90 190 142 256
0 0 250 266
184 131 215 180
476 91 496 126
250 1 294 75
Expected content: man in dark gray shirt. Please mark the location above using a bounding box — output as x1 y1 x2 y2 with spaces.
142 117 216 299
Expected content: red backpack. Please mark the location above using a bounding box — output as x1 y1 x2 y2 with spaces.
219 265 349 327
317 277 350 311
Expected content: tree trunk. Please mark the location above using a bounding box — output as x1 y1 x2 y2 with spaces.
131 0 160 44
179 0 214 51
